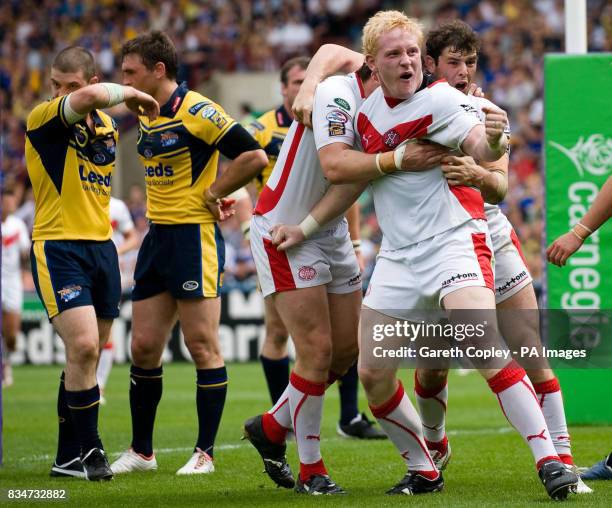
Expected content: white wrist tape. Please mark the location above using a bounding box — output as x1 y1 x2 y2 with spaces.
375 153 385 175
299 214 321 239
63 93 87 124
100 83 125 107
393 142 408 170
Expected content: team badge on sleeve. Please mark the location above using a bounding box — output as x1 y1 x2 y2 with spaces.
201 105 228 130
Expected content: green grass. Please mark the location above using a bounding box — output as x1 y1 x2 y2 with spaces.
1 363 611 506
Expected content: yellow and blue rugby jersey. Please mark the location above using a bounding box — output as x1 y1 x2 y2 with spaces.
137 83 238 224
25 96 118 241
246 105 292 196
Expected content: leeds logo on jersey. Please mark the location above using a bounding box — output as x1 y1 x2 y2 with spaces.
201 105 228 130
160 131 179 147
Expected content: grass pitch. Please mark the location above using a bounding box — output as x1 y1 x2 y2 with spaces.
2 363 611 506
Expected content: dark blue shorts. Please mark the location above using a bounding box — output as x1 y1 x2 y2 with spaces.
132 223 225 301
31 239 121 320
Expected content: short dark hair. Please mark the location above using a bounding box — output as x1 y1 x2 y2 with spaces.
121 31 178 79
426 20 481 63
356 62 373 84
52 46 96 80
280 56 310 85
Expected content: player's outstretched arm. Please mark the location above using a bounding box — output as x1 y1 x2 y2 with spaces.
270 181 367 250
293 44 364 127
441 153 508 204
547 176 612 266
461 105 509 162
66 84 159 122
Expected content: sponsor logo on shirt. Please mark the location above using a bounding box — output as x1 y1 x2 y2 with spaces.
144 163 174 177
57 285 82 303
298 266 317 281
328 121 346 137
326 109 350 123
201 106 228 130
189 101 210 115
160 131 179 147
334 97 351 111
79 165 112 186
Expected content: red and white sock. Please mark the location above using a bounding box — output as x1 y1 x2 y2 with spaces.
262 386 291 444
370 380 439 478
414 372 448 446
288 372 327 481
488 361 559 469
533 378 573 465
261 369 342 444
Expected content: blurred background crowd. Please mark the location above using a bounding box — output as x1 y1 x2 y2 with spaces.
2 0 611 297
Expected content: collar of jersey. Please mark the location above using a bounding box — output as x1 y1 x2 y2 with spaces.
159 82 189 118
383 73 439 108
275 105 293 127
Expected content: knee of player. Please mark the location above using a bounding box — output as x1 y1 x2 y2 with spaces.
330 347 359 376
358 366 389 390
131 337 161 364
264 326 289 348
66 336 99 365
185 338 222 365
417 368 449 389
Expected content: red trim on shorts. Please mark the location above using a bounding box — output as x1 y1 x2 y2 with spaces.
290 371 325 396
428 78 447 88
487 360 525 394
450 186 486 219
537 456 561 471
471 232 494 291
414 371 448 398
510 228 528 267
559 454 574 466
263 238 296 292
254 123 305 215
533 378 561 394
356 112 432 154
300 458 327 482
370 380 404 418
262 412 289 444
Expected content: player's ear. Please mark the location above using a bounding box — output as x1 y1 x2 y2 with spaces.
365 55 376 74
154 61 166 79
423 55 436 74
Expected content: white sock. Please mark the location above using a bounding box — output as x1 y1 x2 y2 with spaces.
96 346 114 389
288 372 327 481
488 362 559 468
534 378 573 464
414 372 448 443
371 381 439 477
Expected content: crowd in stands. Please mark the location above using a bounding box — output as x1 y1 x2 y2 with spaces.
2 0 610 296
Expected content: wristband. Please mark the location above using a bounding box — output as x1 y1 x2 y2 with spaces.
393 142 408 169
352 239 362 252
299 214 321 239
570 228 586 241
100 83 126 107
205 187 219 202
575 222 593 235
375 152 397 175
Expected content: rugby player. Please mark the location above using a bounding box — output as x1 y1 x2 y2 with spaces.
1 186 30 387
245 55 384 439
270 11 578 500
413 20 591 494
25 46 159 480
110 31 267 476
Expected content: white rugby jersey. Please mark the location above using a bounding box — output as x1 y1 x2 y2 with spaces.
464 94 512 243
110 197 135 248
356 79 484 250
254 72 366 228
2 214 30 281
